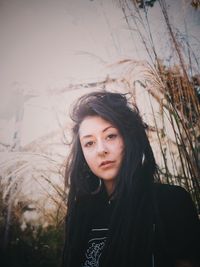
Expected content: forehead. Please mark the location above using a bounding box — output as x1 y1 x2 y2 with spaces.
79 116 116 138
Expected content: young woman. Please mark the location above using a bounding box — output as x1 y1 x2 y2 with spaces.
62 91 199 267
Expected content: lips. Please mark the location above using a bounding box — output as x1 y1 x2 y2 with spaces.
100 160 115 167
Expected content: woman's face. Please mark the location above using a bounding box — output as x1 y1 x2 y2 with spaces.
79 115 125 195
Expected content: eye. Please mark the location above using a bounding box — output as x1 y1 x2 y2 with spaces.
107 134 117 140
84 141 94 147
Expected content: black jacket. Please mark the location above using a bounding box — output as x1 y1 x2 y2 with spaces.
63 184 200 267
153 184 200 266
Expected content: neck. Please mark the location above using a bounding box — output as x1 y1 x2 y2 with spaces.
104 180 115 196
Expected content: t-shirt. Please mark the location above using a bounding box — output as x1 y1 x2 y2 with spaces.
63 184 200 267
81 199 114 267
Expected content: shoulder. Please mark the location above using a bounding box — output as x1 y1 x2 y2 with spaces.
153 183 199 228
153 183 194 207
154 182 188 195
153 184 200 261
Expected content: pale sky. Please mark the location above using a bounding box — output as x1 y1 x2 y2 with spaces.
0 0 200 146
0 0 129 94
1 0 199 97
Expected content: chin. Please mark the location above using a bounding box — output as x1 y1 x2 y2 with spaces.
99 175 116 181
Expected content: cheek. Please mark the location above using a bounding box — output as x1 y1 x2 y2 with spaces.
82 149 94 167
119 147 125 160
118 140 125 155
84 156 97 174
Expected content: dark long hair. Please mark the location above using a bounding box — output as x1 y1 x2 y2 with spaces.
63 91 157 267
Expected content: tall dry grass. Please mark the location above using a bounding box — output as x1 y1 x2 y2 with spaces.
117 0 200 211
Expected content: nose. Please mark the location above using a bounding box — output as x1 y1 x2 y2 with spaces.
96 140 108 156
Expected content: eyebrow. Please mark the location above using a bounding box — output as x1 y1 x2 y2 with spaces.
80 126 116 140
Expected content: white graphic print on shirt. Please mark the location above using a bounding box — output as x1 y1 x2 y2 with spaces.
82 228 108 267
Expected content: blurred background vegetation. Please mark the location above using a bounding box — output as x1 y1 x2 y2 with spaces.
0 0 200 266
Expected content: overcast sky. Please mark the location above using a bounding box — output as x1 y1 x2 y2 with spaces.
0 0 200 145
1 0 199 95
1 0 129 94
